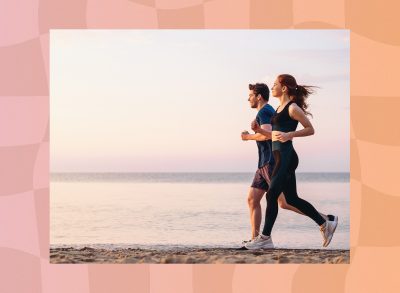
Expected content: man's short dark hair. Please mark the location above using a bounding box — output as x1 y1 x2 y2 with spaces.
249 83 270 101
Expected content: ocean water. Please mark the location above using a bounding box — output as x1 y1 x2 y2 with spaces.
50 173 349 250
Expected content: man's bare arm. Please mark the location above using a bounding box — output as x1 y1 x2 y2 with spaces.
249 120 272 140
241 132 268 141
242 123 271 141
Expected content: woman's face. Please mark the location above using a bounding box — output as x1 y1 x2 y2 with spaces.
271 78 284 97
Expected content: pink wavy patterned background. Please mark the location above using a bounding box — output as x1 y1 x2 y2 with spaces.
0 0 399 292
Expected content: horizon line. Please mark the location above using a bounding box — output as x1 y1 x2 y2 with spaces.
50 171 350 174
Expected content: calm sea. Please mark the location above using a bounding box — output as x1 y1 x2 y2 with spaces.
50 173 349 250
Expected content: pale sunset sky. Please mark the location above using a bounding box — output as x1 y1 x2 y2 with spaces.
50 30 349 172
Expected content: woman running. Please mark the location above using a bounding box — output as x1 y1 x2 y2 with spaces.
245 74 338 250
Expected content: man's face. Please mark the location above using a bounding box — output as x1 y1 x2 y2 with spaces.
248 90 259 108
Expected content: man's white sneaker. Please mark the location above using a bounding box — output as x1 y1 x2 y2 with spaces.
244 234 274 250
320 219 338 247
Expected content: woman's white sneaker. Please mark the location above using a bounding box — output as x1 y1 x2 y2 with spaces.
320 219 338 247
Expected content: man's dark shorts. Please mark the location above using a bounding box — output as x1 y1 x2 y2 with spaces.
250 164 272 191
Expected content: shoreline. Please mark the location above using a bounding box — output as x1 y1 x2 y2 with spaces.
50 247 349 264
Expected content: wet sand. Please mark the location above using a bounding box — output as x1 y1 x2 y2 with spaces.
50 247 349 264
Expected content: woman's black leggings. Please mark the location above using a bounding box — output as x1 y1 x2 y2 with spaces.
262 141 326 236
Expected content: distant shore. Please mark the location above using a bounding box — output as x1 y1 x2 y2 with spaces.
50 247 349 264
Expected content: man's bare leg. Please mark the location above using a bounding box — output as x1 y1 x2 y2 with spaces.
247 187 265 239
278 194 329 221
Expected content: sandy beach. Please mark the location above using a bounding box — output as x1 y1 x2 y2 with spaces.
50 247 349 264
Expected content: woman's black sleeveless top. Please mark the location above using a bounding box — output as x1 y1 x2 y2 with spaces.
271 101 299 151
271 101 298 132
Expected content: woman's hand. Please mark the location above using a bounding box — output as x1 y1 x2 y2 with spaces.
251 119 260 132
274 131 293 143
